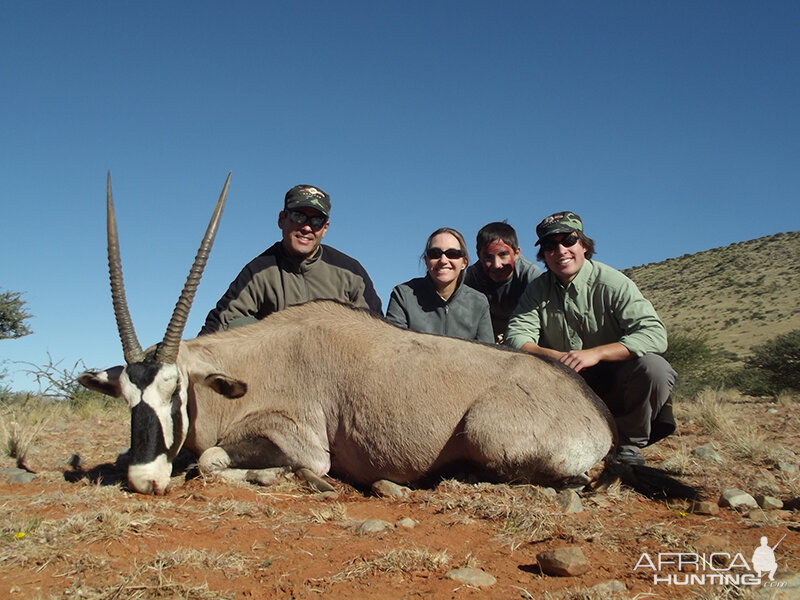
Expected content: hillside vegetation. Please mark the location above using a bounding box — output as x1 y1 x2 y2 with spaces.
624 230 800 363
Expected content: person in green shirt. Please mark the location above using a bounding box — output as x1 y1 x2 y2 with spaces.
504 211 676 466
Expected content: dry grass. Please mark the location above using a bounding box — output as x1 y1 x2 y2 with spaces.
151 548 252 578
542 589 612 600
1 506 164 563
62 575 235 600
203 498 264 519
678 389 790 465
308 502 348 524
721 422 770 462
781 478 800 498
679 388 734 433
23 484 126 510
62 506 168 542
636 520 695 549
657 443 698 476
420 480 564 548
689 586 759 599
330 546 450 581
775 390 800 406
0 397 56 468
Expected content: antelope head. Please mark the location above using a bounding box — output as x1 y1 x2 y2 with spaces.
79 173 233 494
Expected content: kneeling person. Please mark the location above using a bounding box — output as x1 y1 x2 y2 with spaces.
504 211 676 466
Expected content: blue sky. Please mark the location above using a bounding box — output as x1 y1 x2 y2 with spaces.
2 1 799 392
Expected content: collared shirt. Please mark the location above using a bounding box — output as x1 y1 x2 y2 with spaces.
200 241 381 334
504 259 667 357
385 275 494 343
463 253 542 341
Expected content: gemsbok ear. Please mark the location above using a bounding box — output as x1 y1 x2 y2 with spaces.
204 374 248 398
77 365 125 398
185 355 247 398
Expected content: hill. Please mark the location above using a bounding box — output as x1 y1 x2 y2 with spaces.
624 230 800 362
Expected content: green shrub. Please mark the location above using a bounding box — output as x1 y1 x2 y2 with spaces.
663 332 731 399
730 368 775 397
0 289 33 339
737 329 800 395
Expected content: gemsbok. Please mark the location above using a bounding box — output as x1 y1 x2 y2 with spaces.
79 174 626 496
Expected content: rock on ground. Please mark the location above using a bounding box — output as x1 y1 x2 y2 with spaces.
444 567 496 587
536 547 591 577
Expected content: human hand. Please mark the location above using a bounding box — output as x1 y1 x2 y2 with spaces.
558 349 602 373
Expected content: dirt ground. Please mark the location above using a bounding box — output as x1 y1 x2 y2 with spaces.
1 392 798 599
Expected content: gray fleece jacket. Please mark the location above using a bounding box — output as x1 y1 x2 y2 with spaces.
385 275 493 343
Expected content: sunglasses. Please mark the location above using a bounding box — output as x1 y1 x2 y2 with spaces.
426 247 465 260
541 232 580 253
286 209 328 230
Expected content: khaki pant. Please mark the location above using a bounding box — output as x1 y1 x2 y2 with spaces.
581 354 677 448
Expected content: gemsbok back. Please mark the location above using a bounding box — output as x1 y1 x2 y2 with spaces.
79 174 621 496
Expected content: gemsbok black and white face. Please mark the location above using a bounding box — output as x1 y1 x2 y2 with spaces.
78 173 230 495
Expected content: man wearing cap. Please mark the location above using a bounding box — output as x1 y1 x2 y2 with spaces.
200 184 381 334
504 211 676 466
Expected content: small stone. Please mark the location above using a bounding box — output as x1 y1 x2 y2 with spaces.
556 490 583 513
692 500 720 515
588 495 612 509
245 467 291 486
357 519 393 534
8 472 35 484
536 486 558 498
588 580 627 595
747 508 793 523
756 495 784 510
719 489 758 510
371 479 411 497
1 468 28 476
445 567 496 587
746 509 774 523
396 517 416 528
751 479 782 495
692 444 725 463
536 547 590 577
777 462 799 473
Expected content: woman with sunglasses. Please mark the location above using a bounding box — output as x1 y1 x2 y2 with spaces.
385 227 493 343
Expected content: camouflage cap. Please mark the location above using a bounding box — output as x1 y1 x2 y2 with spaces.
534 211 583 245
284 185 331 217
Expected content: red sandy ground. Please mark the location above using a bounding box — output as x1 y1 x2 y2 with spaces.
1 396 798 599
